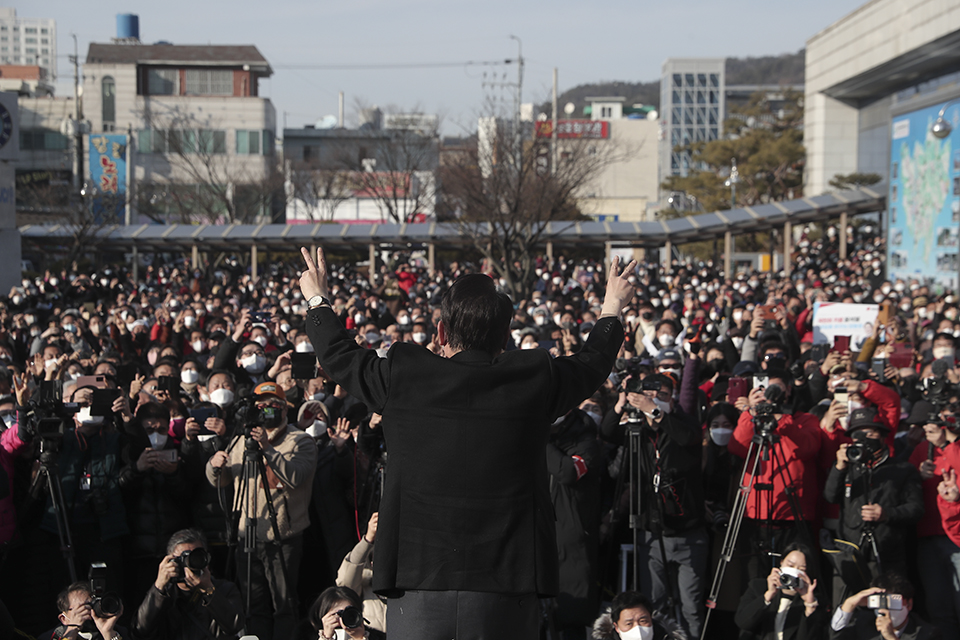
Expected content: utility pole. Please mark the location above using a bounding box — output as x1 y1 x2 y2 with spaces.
509 35 523 170
70 34 83 201
551 67 558 175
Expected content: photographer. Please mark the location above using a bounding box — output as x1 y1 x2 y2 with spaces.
735 544 825 640
307 586 384 640
132 528 244 640
728 370 827 580
830 573 938 640
50 581 124 640
600 373 706 639
205 381 317 640
824 408 923 579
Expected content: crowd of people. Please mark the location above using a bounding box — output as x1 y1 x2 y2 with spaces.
0 221 957 640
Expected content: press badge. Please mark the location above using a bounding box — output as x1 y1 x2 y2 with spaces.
80 471 92 492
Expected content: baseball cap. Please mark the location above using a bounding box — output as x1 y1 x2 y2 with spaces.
253 381 287 403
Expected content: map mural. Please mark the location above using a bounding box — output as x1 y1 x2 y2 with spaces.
888 100 960 291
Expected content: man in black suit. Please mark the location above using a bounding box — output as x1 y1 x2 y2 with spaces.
299 247 635 640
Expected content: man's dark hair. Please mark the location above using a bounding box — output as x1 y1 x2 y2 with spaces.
871 571 915 600
309 586 363 631
758 340 788 361
610 590 654 626
56 581 92 613
440 274 512 355
649 373 675 393
136 401 171 423
166 528 207 555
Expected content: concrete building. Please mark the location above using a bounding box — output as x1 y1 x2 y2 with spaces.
0 8 56 81
576 97 659 221
805 0 960 289
15 95 74 222
805 0 960 195
82 42 278 223
659 58 726 182
283 118 439 224
0 65 53 97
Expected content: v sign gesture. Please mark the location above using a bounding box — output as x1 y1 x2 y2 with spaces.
299 246 330 302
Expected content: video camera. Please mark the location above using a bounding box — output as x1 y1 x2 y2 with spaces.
234 396 284 436
88 563 122 618
752 385 784 437
25 381 81 440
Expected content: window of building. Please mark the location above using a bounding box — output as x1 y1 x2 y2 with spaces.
41 38 47 44
185 69 233 96
710 74 719 87
262 131 273 156
198 129 226 154
601 106 612 118
24 27 36 33
25 37 35 44
102 76 116 125
19 128 68 150
41 28 48 34
698 74 706 86
25 57 33 64
236 130 261 155
25 47 36 54
1 26 7 31
673 74 681 87
685 74 694 86
697 91 705 104
147 68 178 95
41 48 48 54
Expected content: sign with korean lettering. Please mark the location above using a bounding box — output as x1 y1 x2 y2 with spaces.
535 120 609 139
88 134 127 221
812 302 879 349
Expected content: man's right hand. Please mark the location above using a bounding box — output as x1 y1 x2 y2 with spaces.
155 555 179 591
939 468 960 502
210 451 229 469
364 512 379 543
599 256 637 318
836 443 849 471
300 246 330 301
841 587 884 613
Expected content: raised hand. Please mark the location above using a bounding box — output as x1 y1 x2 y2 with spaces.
299 246 330 302
600 256 638 317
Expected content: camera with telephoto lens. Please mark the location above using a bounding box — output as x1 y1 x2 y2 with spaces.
88 563 122 618
779 566 802 591
753 403 779 437
26 380 81 440
867 593 903 610
172 547 210 582
337 605 364 629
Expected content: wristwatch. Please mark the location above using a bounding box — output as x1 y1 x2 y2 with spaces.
307 295 332 309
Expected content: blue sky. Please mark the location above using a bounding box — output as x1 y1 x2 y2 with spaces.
26 0 867 135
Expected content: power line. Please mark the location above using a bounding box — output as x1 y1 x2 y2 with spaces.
274 59 512 71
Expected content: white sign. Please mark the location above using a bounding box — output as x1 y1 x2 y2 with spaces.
812 302 879 349
892 119 910 140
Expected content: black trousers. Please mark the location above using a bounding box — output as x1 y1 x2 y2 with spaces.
387 590 538 640
236 534 303 640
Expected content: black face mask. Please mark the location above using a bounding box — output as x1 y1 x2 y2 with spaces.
703 359 727 378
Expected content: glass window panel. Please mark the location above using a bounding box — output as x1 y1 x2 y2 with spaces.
138 129 151 152
698 74 706 86
710 74 719 87
236 130 249 155
101 77 115 123
684 91 693 104
673 74 681 87
249 131 260 155
147 68 177 95
185 69 233 96
685 74 694 86
697 91 705 104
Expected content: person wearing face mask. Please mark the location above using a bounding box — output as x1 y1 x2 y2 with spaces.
124 402 191 610
642 320 680 359
702 402 741 533
207 382 317 640
599 373 707 639
729 372 825 582
544 407 603 637
824 408 923 586
591 590 686 640
210 309 268 389
830 573 937 640
735 545 825 640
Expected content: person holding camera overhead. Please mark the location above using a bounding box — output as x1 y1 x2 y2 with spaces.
131 528 243 640
205 381 317 640
824 407 923 581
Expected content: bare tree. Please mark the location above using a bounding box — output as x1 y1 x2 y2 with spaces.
136 102 281 224
439 109 635 300
288 163 353 222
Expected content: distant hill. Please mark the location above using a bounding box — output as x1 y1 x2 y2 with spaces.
538 50 804 117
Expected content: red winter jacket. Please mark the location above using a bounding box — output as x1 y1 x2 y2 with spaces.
729 410 823 522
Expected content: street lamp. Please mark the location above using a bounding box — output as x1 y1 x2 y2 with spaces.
930 100 960 290
724 157 739 209
931 99 960 139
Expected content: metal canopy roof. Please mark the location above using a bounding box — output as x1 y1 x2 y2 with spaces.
20 185 886 253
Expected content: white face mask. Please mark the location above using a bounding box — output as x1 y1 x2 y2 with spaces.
732 311 743 323
240 354 266 374
295 341 315 353
148 432 168 450
653 398 672 415
933 347 956 361
306 420 327 439
45 358 59 370
710 427 733 446
731 336 745 350
77 407 104 427
412 332 427 344
181 369 200 384
619 624 654 640
183 316 197 328
191 339 205 353
889 606 909 629
658 334 674 348
209 388 235 408
252 335 268 348
280 323 291 334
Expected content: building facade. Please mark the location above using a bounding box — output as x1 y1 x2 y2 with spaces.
82 42 278 224
0 8 56 81
659 58 726 183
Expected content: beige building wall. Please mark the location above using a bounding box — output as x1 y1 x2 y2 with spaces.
805 0 960 195
578 118 659 221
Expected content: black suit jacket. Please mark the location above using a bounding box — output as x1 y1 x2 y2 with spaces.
736 578 826 640
305 307 623 597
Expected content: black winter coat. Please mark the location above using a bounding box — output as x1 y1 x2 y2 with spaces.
122 442 191 558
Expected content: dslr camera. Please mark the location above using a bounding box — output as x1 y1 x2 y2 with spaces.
778 566 803 591
623 378 661 424
337 605 364 629
172 547 210 582
88 563 122 618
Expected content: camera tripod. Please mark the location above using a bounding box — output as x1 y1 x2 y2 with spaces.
700 419 809 640
28 436 78 582
226 430 291 615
